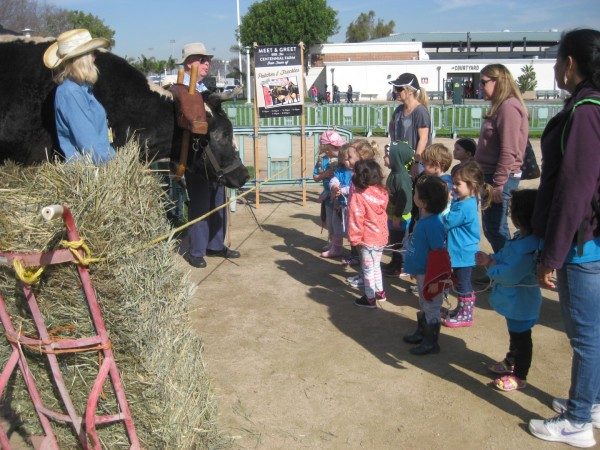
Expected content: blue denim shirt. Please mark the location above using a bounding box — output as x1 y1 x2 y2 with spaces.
55 79 115 164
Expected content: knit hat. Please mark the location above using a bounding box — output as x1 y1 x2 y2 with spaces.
456 138 477 156
320 130 345 147
389 73 420 90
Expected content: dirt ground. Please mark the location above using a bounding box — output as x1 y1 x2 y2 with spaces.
3 139 582 449
183 138 585 449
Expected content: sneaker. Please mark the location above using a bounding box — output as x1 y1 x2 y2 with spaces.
375 290 387 302
346 274 364 288
341 256 360 267
409 285 419 296
552 398 600 429
354 295 377 309
529 414 596 448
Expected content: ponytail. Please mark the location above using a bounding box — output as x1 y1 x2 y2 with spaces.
416 87 429 107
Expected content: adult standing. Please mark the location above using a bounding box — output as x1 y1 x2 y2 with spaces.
177 42 240 268
528 29 600 448
384 73 431 276
388 73 431 175
475 64 528 252
347 85 353 103
43 29 115 164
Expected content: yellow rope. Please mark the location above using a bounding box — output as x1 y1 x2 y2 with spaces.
12 259 45 285
60 239 102 266
132 150 308 254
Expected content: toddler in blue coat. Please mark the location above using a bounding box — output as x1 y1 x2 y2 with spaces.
476 189 542 391
443 161 493 328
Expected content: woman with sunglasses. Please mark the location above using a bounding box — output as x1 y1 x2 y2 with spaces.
384 73 431 277
475 64 528 253
388 73 431 174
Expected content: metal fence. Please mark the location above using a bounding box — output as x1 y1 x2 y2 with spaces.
227 102 563 137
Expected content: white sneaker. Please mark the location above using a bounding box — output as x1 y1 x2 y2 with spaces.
552 398 600 429
346 274 364 288
529 414 596 448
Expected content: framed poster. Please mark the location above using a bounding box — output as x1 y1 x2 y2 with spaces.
254 45 304 118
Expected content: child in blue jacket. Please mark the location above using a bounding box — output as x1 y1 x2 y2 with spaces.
443 161 493 328
476 189 542 391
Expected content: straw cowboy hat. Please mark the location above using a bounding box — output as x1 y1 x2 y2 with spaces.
43 29 109 69
178 42 213 64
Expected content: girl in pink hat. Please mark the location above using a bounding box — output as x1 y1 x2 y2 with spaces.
313 130 346 254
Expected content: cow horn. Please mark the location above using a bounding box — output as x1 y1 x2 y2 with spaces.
215 85 243 101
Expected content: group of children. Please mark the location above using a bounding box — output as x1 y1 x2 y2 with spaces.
314 131 543 391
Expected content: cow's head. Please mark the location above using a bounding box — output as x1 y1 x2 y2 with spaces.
171 87 249 189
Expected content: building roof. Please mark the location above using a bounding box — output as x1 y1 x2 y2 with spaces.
371 30 562 45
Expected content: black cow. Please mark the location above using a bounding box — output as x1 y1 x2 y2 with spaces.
0 36 248 188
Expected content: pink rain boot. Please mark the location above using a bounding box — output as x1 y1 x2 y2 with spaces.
442 293 475 328
321 237 343 258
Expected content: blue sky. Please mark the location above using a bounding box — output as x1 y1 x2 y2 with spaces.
47 0 600 61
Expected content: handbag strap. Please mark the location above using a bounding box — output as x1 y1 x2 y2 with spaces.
561 97 600 155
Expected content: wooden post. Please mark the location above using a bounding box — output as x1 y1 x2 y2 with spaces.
252 43 260 208
299 42 307 206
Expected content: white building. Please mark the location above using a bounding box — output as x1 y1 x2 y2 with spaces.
308 31 562 101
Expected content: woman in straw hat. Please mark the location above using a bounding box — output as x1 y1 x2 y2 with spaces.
43 28 115 164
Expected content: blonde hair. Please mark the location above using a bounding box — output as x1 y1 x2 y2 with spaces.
53 53 99 85
481 64 526 118
349 138 379 160
404 85 430 107
422 143 453 172
453 161 493 210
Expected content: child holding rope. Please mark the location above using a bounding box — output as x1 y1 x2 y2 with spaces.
442 161 492 328
326 146 353 258
313 130 346 253
343 139 382 289
348 159 389 308
476 189 542 391
403 176 449 355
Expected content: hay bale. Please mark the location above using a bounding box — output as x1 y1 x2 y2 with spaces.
0 142 222 448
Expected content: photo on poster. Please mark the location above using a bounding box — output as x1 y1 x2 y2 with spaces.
254 45 304 118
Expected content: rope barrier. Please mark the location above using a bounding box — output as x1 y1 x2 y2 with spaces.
133 151 309 254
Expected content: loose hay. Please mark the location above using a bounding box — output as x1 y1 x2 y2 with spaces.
0 142 222 448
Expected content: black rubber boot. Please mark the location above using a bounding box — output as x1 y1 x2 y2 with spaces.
403 311 426 344
410 320 441 355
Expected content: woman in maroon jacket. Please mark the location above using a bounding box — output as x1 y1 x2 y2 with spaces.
475 64 528 252
528 29 600 448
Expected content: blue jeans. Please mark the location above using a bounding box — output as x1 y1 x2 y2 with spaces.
482 174 520 252
557 260 600 424
453 266 473 296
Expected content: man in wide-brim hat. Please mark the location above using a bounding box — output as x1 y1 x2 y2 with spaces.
176 42 241 269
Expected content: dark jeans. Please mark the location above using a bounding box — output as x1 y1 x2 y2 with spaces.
482 174 520 252
453 266 473 296
186 176 226 257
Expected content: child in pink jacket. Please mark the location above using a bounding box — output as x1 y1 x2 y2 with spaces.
348 159 389 309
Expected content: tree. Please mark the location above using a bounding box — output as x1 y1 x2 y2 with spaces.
345 10 394 43
67 10 115 46
0 0 114 42
517 64 537 93
239 0 338 55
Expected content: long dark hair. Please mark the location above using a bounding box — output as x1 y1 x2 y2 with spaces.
558 28 600 89
352 159 384 190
